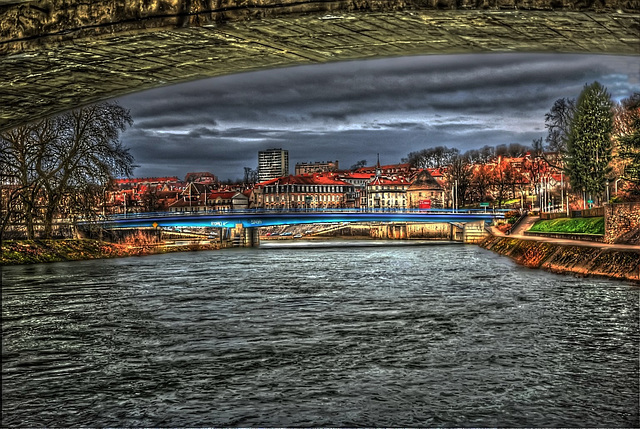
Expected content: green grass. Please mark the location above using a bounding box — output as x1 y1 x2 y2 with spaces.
529 217 605 235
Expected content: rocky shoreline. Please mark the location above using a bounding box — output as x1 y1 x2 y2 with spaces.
479 235 640 284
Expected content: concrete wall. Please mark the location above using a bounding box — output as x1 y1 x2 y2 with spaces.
604 202 640 245
462 221 489 243
369 223 451 240
231 224 260 247
2 1 638 131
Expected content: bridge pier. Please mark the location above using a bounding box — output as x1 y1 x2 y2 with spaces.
230 224 260 247
462 221 489 243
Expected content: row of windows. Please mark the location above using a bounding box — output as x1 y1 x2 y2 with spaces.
369 193 408 200
265 185 352 194
369 198 406 205
266 195 342 202
371 185 408 191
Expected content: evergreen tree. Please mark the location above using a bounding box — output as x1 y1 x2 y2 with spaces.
564 82 613 205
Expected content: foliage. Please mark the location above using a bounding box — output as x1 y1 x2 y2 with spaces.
614 93 640 187
564 82 614 202
505 210 520 224
529 217 605 235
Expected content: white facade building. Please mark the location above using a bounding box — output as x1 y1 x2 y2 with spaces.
258 148 289 182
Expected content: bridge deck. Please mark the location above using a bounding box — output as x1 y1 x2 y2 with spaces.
92 209 505 229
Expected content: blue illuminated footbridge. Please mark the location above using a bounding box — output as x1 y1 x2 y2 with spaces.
92 209 505 230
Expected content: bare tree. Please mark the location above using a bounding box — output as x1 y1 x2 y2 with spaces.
403 146 459 169
0 120 57 238
545 98 576 153
444 155 472 207
350 159 368 171
0 102 135 239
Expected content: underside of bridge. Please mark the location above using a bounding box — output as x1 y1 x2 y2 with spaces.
1 0 638 131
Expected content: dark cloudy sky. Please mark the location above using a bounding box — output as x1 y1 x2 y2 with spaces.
115 53 639 181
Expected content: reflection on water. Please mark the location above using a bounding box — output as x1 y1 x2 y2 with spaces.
2 243 639 427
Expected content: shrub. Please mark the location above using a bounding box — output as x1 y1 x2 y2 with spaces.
529 217 605 235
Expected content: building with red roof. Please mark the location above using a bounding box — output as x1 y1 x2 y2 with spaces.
407 169 445 209
254 174 356 209
366 175 412 209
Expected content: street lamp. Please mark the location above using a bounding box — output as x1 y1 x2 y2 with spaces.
614 178 623 196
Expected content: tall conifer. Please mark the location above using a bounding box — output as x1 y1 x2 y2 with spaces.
565 82 613 204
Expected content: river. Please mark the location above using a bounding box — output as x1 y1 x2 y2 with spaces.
2 241 638 427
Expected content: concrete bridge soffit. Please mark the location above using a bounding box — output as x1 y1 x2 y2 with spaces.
1 0 639 131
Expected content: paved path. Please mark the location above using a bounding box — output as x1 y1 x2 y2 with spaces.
489 216 640 252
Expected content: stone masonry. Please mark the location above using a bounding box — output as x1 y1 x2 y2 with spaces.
604 202 640 245
1 0 639 131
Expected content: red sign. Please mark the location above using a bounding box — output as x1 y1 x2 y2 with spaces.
419 200 431 209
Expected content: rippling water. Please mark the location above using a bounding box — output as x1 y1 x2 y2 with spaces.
2 242 639 427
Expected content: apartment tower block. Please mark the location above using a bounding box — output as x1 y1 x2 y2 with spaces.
258 148 289 182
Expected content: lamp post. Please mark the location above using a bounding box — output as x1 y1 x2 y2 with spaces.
102 186 107 218
614 178 622 196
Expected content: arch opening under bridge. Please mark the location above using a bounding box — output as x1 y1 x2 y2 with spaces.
83 209 504 246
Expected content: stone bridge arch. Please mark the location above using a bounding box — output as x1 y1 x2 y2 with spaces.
1 0 638 131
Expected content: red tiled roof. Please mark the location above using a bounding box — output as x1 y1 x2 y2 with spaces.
208 191 236 199
368 176 411 186
114 177 179 184
340 172 374 180
256 174 352 187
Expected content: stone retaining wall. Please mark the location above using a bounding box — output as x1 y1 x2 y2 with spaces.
480 236 640 283
524 231 604 242
605 202 640 245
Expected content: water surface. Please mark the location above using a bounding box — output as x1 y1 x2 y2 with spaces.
2 243 638 427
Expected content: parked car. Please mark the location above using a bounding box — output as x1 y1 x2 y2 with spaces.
294 234 303 238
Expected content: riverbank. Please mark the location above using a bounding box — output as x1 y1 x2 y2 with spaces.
0 239 218 265
479 235 640 283
4 236 640 284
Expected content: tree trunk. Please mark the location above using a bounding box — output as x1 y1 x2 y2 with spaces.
42 193 61 239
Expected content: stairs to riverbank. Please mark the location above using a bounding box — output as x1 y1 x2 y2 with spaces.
510 215 540 236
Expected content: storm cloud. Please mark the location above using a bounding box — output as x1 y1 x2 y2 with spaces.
115 53 640 181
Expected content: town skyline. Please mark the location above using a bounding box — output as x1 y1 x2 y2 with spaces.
115 53 639 181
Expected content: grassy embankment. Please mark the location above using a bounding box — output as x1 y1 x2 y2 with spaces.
528 217 605 235
1 239 217 265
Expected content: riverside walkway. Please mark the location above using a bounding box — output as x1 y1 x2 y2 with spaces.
489 216 640 252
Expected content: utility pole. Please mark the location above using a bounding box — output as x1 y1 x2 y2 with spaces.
560 171 564 213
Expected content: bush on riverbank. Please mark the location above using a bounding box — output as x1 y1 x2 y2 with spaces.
529 217 605 235
1 239 217 265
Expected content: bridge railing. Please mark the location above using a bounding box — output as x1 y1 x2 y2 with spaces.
101 207 508 221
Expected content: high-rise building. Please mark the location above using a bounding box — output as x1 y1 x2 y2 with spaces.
258 148 289 182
